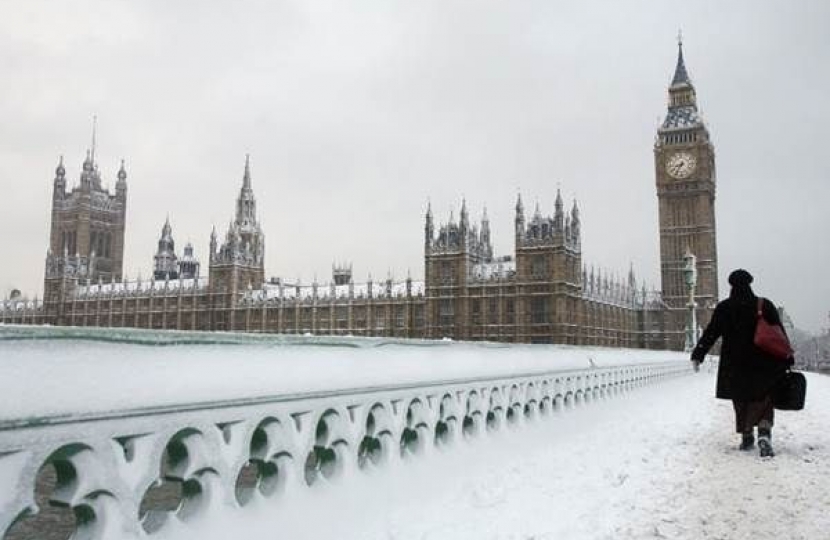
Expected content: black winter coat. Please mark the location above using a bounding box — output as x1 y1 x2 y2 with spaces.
692 294 792 401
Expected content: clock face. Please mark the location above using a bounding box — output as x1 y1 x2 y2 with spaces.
666 152 697 179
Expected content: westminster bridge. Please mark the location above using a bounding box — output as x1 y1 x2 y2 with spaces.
0 326 690 539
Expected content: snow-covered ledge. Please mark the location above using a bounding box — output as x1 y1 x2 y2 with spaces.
0 326 690 539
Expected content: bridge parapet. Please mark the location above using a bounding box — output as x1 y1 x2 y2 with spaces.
0 326 690 539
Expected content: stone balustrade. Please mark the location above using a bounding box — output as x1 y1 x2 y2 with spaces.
0 331 690 539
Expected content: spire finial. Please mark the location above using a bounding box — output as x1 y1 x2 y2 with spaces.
243 154 251 188
677 28 683 48
90 115 97 165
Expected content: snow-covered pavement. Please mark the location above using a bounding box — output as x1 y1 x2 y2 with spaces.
166 368 830 540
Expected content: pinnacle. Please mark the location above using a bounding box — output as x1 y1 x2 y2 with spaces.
671 40 691 87
242 154 252 189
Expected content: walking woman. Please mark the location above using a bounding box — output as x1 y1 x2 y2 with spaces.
690 269 793 457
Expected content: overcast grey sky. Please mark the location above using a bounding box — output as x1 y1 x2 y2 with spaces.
1 0 828 332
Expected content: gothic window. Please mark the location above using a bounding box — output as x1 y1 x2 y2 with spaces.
506 299 515 325
531 255 547 279
336 306 348 329
317 307 330 331
300 308 312 332
488 298 498 324
374 307 386 330
395 305 405 328
471 299 481 325
414 305 424 328
439 299 453 327
531 297 548 324
353 307 366 328
441 262 454 285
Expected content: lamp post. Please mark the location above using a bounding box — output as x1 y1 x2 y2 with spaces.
682 249 698 352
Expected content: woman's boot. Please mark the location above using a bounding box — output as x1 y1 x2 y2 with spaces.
757 428 774 457
739 430 755 451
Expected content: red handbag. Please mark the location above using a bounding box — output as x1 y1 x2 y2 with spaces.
754 298 794 360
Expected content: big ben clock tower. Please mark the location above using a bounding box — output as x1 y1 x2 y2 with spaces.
655 38 719 349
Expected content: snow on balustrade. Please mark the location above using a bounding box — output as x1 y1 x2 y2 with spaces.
0 326 689 540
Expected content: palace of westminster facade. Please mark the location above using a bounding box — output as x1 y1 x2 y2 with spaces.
1 44 719 350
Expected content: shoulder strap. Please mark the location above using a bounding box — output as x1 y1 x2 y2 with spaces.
756 298 764 318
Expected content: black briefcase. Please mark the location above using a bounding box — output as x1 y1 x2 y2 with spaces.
773 370 807 411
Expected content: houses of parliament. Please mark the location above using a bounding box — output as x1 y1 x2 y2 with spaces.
1 43 719 350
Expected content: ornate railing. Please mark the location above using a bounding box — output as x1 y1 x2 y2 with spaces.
0 328 690 539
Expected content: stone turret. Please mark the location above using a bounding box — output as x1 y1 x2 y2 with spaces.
153 217 178 280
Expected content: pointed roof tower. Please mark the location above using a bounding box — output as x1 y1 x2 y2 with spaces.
242 153 252 190
424 199 434 250
161 215 172 239
554 189 564 229
660 34 706 133
235 154 257 228
671 33 691 88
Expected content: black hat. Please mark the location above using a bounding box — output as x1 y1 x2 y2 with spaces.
728 269 753 287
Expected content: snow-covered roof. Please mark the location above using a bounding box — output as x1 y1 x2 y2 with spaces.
76 277 208 298
0 299 42 312
471 260 516 281
255 280 425 303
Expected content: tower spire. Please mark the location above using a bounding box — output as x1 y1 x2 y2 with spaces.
243 153 251 189
671 33 690 87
